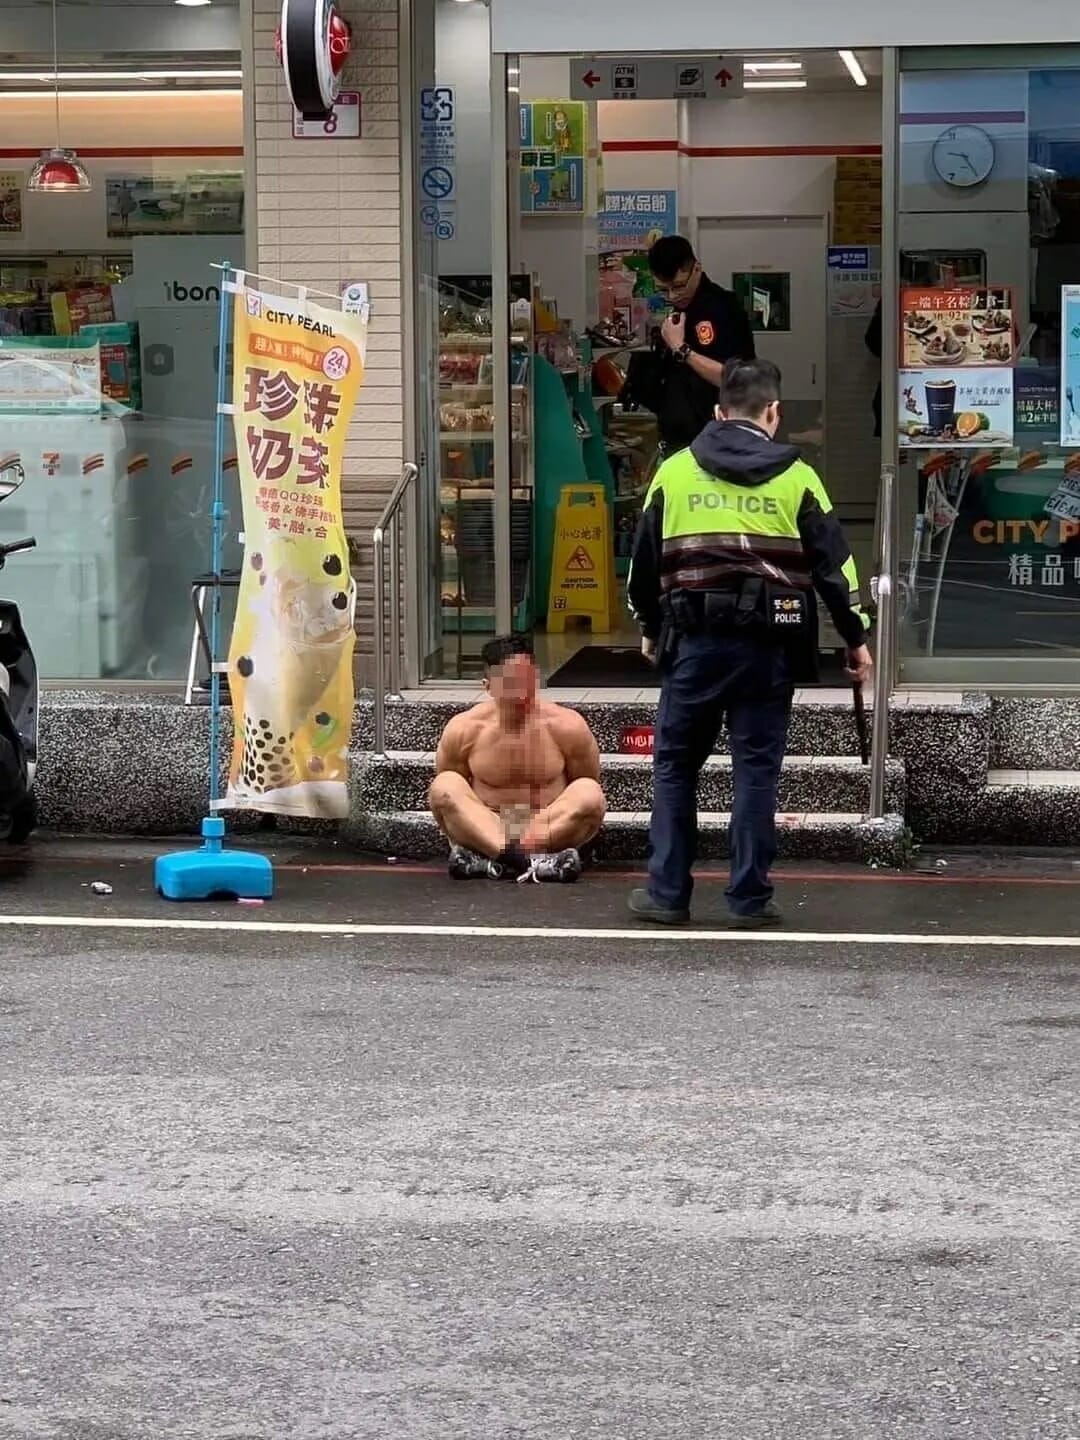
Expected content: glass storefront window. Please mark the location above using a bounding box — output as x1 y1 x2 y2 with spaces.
896 50 1080 680
0 92 243 682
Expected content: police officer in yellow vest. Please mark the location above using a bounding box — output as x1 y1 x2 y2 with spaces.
627 358 872 929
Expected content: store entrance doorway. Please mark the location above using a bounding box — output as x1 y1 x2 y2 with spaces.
697 214 828 469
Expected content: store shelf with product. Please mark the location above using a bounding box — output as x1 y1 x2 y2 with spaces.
437 279 535 670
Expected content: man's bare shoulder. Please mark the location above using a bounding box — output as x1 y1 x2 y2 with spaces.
441 699 495 742
538 700 595 744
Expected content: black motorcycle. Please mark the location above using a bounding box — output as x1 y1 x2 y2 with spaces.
0 461 38 843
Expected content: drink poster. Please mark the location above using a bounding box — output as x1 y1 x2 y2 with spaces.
1062 285 1080 446
520 100 586 214
1015 366 1060 437
223 280 369 819
901 287 1015 368
899 367 1014 448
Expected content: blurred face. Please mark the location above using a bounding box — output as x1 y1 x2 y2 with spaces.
485 652 538 712
652 259 702 311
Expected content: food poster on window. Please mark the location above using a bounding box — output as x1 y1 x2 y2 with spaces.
911 449 1080 657
222 282 369 820
106 172 244 237
597 190 676 338
901 286 1015 368
519 100 586 214
1062 285 1080 446
0 337 101 413
899 367 1014 448
0 173 22 234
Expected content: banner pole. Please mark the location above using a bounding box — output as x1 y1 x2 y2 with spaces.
153 262 274 902
208 263 233 810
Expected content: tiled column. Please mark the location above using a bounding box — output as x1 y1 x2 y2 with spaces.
248 0 405 683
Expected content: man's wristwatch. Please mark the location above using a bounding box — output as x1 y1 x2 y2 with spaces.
672 343 691 365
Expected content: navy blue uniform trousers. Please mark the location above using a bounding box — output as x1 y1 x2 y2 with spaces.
648 632 794 915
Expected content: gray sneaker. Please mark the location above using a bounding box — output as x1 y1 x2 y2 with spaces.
448 845 499 880
517 848 583 884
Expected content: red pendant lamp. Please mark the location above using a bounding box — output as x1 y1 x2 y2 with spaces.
27 0 91 193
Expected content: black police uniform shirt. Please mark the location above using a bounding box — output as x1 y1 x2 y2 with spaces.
658 273 756 452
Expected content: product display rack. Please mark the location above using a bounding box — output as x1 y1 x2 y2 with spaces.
437 279 535 677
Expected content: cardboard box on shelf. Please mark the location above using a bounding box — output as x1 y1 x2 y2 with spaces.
835 155 883 181
833 202 882 245
834 179 882 206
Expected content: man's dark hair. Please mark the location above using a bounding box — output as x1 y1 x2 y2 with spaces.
718 358 783 418
647 234 696 281
481 634 534 670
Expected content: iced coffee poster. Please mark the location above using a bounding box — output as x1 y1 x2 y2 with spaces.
899 368 1014 449
222 282 369 819
1062 285 1080 447
901 287 1015 368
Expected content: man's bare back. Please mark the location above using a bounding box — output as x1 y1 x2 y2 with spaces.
428 639 605 881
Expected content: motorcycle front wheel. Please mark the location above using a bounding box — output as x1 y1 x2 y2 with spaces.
6 791 37 844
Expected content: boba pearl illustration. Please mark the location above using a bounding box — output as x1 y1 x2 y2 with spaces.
231 539 354 798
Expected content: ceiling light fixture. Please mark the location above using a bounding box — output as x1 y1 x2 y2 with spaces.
745 61 803 73
838 49 868 87
175 0 213 6
0 68 243 82
2 88 241 99
745 79 808 90
26 0 90 193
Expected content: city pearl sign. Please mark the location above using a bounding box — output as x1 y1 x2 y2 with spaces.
277 0 351 121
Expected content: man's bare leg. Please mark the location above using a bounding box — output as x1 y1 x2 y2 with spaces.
521 778 606 855
429 772 506 857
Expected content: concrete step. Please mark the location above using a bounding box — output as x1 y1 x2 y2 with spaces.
938 767 1080 845
357 751 906 815
349 809 910 868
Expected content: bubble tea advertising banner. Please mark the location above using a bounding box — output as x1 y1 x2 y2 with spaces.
223 281 368 818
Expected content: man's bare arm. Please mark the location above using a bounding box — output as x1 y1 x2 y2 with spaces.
435 714 473 777
556 711 601 783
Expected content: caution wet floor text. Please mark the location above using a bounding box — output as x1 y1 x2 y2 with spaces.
547 484 617 632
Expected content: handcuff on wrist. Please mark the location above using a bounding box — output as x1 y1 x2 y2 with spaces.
672 342 691 365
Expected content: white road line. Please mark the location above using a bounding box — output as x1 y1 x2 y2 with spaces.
0 913 1078 947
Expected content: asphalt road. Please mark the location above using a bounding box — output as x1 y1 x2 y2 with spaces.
1 840 1078 1439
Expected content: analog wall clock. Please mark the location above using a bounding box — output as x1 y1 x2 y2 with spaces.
932 124 996 189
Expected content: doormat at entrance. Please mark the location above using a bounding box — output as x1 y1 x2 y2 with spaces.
546 646 659 689
545 645 851 689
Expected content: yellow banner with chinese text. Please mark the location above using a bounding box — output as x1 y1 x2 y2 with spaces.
222 282 367 819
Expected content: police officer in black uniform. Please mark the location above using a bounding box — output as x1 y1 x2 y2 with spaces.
626 358 873 930
647 235 756 453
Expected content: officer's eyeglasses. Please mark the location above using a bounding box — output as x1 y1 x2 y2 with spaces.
654 263 699 298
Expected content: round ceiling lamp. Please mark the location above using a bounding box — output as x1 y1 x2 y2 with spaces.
26 0 91 193
27 146 91 192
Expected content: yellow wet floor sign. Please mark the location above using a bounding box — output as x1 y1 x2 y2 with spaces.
547 484 618 633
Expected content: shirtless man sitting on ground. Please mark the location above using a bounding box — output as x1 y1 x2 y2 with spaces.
429 635 606 883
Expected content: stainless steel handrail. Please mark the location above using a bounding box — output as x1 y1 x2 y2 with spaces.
868 463 896 819
373 462 419 758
